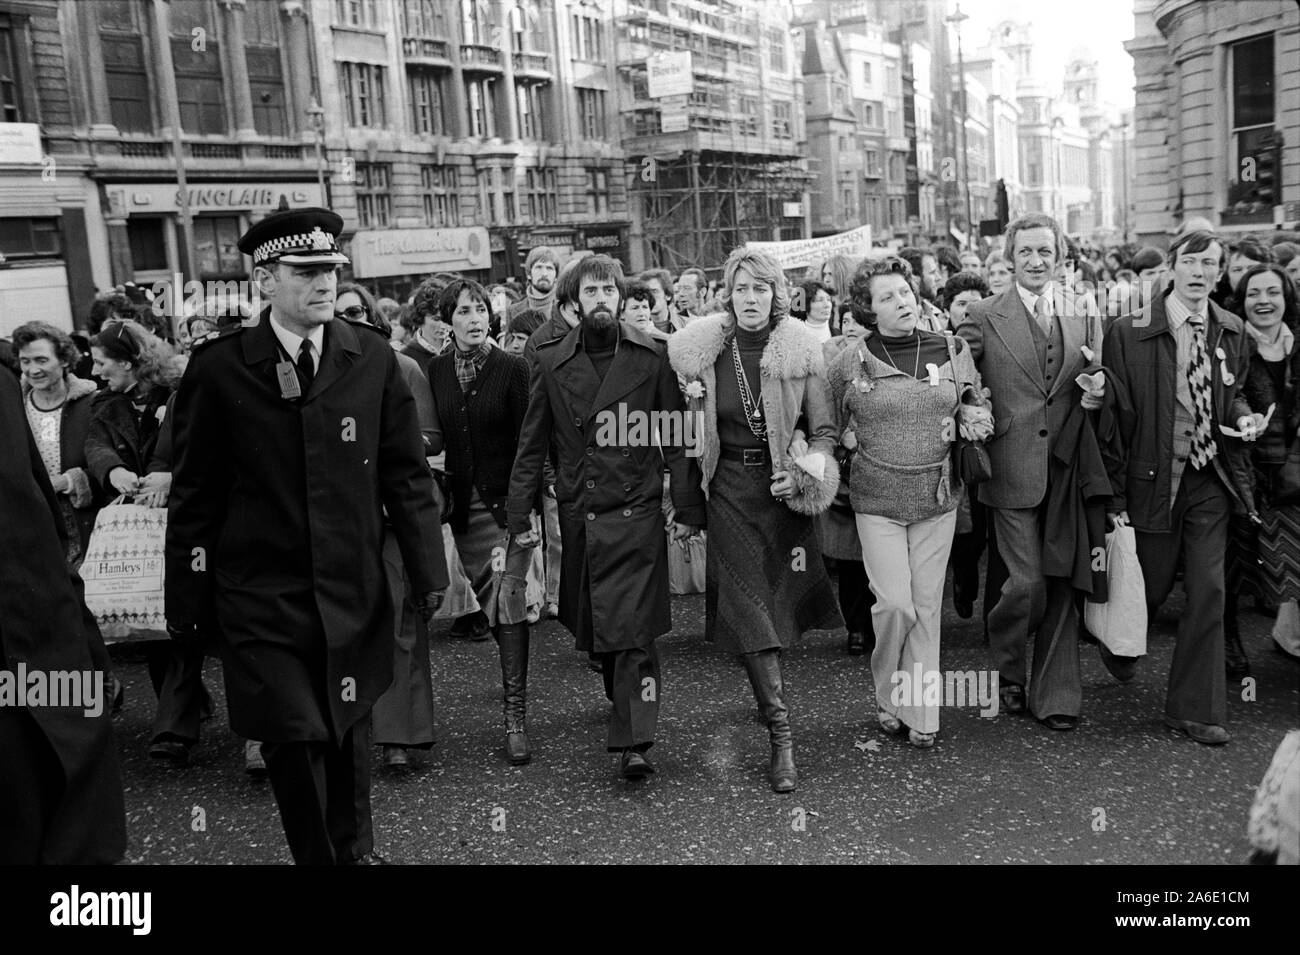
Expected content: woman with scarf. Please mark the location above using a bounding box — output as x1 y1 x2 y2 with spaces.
669 248 842 793
1225 263 1300 677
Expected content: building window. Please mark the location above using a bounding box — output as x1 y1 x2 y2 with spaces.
766 27 785 71
1228 34 1276 212
771 100 792 139
570 13 603 61
0 216 60 260
888 196 905 225
191 216 243 277
511 1 546 53
340 62 387 127
577 88 606 139
738 96 758 136
461 0 489 45
245 2 287 137
586 168 609 216
476 168 492 222
467 78 497 137
521 168 557 223
355 162 392 228
865 149 880 176
476 167 512 225
0 14 27 123
409 69 448 135
420 165 460 227
862 62 873 86
402 0 447 36
516 82 547 140
98 1 152 132
127 218 168 272
170 0 225 134
337 0 379 28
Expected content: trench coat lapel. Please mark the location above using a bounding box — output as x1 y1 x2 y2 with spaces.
239 311 360 404
302 319 360 404
552 325 601 420
988 288 1046 394
587 328 655 426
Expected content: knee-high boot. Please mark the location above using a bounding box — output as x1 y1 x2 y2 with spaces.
742 649 796 793
495 623 531 765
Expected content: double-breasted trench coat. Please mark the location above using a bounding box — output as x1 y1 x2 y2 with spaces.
165 313 446 743
506 323 706 652
0 371 125 863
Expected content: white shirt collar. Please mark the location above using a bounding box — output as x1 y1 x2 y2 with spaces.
270 315 325 369
1016 281 1056 316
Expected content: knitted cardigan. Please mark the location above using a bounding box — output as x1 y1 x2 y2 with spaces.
668 312 840 514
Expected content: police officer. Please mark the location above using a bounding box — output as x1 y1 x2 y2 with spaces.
164 207 446 864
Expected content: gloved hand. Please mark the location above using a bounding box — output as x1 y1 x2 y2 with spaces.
414 590 445 626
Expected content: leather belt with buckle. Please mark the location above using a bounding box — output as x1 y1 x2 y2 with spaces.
721 446 770 466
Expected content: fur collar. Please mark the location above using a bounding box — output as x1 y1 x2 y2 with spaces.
22 374 98 403
668 312 826 381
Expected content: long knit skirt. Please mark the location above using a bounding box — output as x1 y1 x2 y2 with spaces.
705 457 843 652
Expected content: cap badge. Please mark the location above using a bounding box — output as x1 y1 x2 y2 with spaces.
309 227 333 251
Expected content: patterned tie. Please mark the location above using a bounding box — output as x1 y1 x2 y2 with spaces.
1034 293 1053 336
296 339 315 393
1187 315 1216 469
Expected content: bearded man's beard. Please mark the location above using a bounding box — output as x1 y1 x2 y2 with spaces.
581 303 618 331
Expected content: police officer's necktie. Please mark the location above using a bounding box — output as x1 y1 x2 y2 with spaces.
1187 314 1216 469
296 339 315 393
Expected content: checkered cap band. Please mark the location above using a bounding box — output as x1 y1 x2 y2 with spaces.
253 227 341 265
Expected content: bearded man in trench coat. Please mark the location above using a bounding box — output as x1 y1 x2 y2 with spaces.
165 208 446 864
507 254 705 779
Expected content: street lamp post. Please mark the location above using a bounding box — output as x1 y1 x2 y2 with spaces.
308 99 327 204
947 3 974 251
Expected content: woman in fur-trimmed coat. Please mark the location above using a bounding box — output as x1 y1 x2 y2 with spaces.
668 248 843 794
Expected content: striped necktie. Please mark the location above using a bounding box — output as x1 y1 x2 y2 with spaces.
1034 293 1053 336
1187 314 1216 469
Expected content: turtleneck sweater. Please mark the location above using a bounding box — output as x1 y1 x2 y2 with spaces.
717 321 771 450
583 321 620 381
865 328 950 379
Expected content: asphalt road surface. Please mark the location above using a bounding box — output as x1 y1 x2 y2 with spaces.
109 580 1299 864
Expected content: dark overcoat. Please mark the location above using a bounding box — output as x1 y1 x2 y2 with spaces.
0 371 125 863
506 324 706 652
165 313 446 743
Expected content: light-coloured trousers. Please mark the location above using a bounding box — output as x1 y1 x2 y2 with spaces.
857 508 958 734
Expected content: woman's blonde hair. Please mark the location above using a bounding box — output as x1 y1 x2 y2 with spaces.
718 248 791 326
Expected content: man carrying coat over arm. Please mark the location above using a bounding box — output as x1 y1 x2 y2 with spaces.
164 207 447 864
507 254 705 779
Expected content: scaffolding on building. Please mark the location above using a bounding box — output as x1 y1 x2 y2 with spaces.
624 150 811 273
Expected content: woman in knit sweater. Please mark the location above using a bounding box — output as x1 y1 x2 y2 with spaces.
828 257 993 747
669 248 842 793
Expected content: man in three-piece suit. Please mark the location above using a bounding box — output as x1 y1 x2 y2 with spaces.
956 213 1105 730
1099 230 1257 745
165 208 447 863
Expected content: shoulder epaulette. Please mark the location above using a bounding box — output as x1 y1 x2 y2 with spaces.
189 325 242 350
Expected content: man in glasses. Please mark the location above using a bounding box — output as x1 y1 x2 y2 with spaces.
165 207 447 863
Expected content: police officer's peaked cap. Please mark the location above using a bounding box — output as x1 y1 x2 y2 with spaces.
238 207 349 268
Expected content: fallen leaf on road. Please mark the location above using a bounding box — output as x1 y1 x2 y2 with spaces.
853 739 882 753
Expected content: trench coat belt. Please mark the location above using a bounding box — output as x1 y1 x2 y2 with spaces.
720 445 770 467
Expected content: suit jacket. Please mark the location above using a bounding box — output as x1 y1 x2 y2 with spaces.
1099 291 1257 533
506 323 705 651
165 312 447 742
956 284 1104 510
